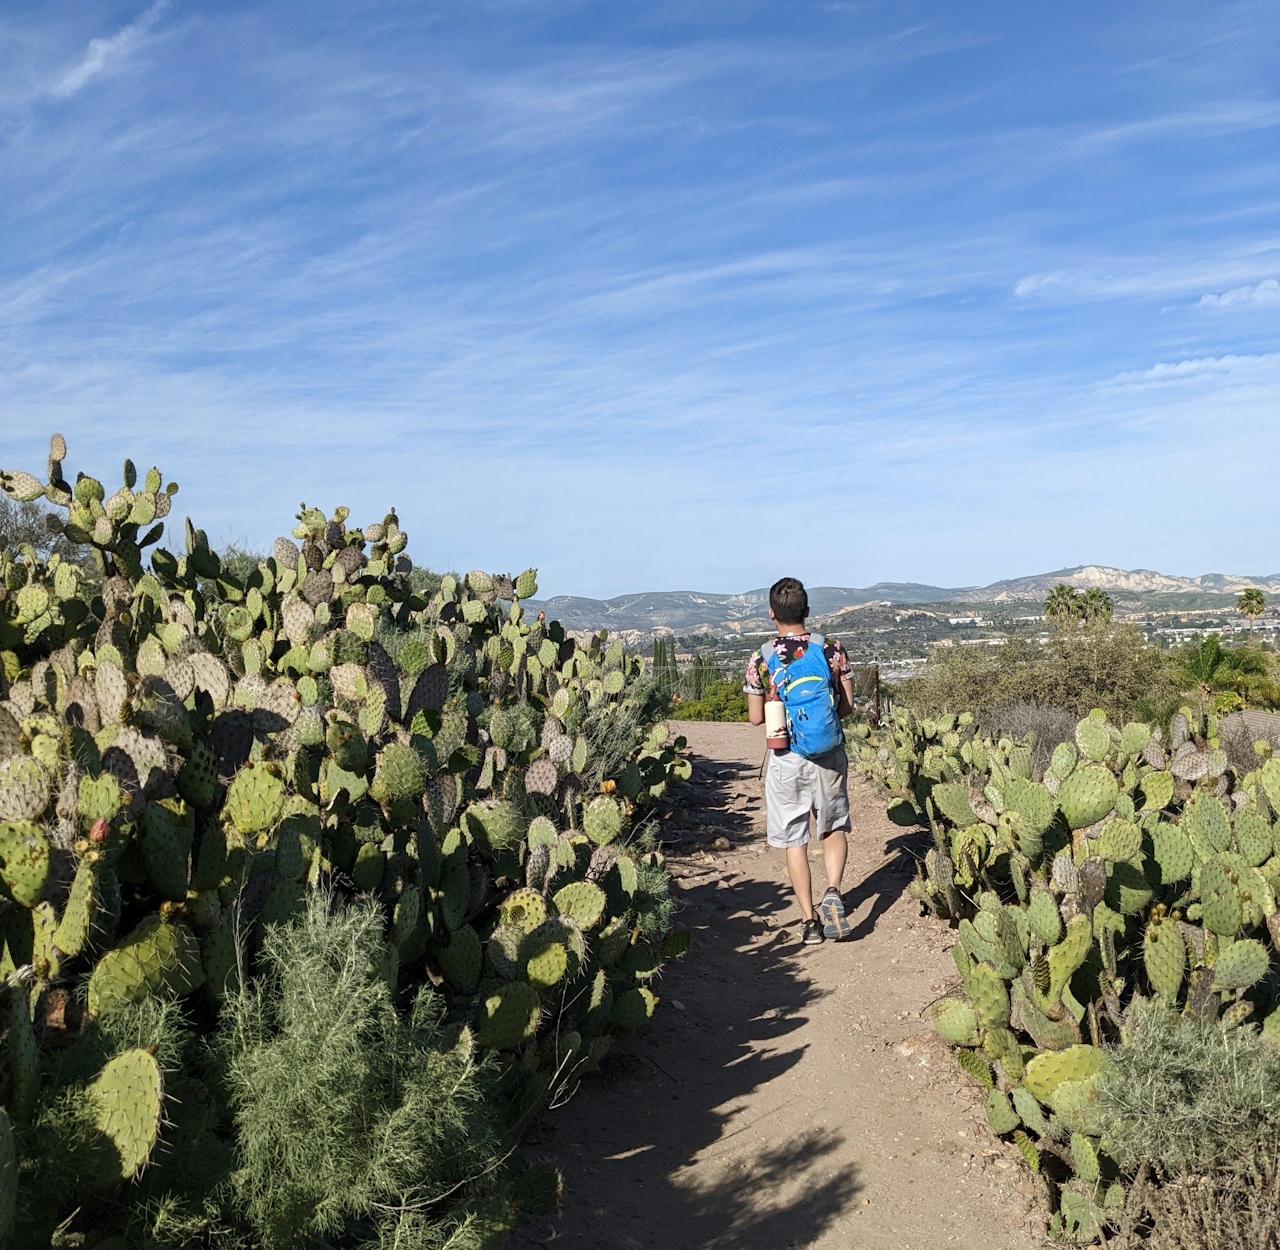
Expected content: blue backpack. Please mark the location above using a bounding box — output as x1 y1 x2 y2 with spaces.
760 633 844 759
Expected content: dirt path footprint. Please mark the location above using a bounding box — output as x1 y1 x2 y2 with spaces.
511 722 1044 1250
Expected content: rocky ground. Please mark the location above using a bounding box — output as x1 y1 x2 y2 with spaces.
510 721 1046 1250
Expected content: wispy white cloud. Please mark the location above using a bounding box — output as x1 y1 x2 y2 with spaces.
1199 278 1280 308
52 0 170 99
4 2 1280 594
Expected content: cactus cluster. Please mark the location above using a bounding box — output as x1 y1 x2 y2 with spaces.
853 705 1280 1243
0 438 690 1244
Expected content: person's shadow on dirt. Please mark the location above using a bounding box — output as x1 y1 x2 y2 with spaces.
512 872 862 1250
844 829 931 941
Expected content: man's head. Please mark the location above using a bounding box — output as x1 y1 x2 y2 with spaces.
769 577 808 626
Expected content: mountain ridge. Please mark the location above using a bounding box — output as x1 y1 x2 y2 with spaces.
524 565 1280 634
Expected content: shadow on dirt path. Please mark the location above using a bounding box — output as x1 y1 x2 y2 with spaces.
511 723 1044 1250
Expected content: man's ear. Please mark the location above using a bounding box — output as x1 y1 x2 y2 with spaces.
768 608 777 623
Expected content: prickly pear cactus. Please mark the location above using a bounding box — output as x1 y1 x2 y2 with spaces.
855 698 1280 1240
0 436 690 1244
86 1048 165 1179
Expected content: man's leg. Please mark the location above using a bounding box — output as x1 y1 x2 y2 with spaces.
820 827 848 894
785 844 816 921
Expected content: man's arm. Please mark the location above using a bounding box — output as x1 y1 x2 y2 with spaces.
836 676 854 720
747 692 765 726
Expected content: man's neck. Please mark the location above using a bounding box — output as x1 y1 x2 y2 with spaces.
776 622 808 637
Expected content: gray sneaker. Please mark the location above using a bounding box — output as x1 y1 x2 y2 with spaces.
819 888 851 940
801 918 825 945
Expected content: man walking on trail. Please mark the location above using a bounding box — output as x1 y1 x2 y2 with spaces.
745 577 855 945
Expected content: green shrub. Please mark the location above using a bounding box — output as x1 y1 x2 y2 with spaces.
895 623 1182 722
668 679 747 722
214 893 504 1250
1099 999 1280 1176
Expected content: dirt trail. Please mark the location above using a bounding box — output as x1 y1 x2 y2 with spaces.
511 722 1044 1250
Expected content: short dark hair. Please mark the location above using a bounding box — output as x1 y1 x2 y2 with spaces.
770 577 808 624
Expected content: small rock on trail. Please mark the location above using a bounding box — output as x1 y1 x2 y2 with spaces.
511 721 1043 1250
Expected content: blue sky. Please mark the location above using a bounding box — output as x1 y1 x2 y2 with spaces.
2 1 1278 597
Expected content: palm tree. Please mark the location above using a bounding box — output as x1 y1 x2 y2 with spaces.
1082 588 1114 624
1044 583 1080 623
1238 587 1266 635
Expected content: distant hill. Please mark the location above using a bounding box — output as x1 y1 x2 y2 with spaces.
524 566 1279 635
961 565 1280 604
523 582 965 635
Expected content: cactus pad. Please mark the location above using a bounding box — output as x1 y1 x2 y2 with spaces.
1057 765 1118 830
377 743 426 800
583 795 622 846
1149 823 1193 884
1143 917 1185 1000
78 773 124 823
524 757 559 797
1140 770 1174 813
224 763 285 835
177 739 218 808
1212 937 1269 990
553 880 606 930
0 754 51 822
0 1109 13 1242
1011 1086 1049 1137
1185 794 1232 854
1119 721 1151 755
986 1088 1020 1135
1027 889 1062 946
54 858 98 957
486 924 524 979
0 820 50 907
86 1048 164 1179
1048 915 1092 1003
931 998 980 1045
957 1048 994 1089
465 800 527 853
1105 860 1153 916
931 782 978 827
499 887 548 934
967 961 1011 1030
595 913 634 966
661 927 691 959
1075 718 1112 763
608 986 658 1034
475 981 541 1049
88 917 204 1016
1200 859 1242 936
439 925 482 992
1097 819 1141 864
438 854 470 930
525 939 568 987
1049 741 1078 780
1022 1044 1109 1103
141 800 192 900
1234 809 1274 867
1070 1132 1100 1184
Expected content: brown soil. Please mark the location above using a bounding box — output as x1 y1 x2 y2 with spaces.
511 722 1045 1250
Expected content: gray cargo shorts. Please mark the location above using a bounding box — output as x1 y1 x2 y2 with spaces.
764 745 851 848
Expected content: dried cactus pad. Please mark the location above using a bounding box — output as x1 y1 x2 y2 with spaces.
87 1048 164 1179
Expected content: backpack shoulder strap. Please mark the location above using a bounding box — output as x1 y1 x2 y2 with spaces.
807 633 824 648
